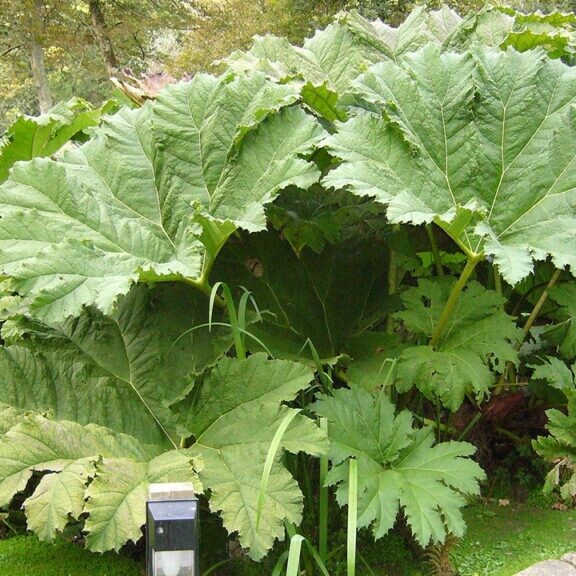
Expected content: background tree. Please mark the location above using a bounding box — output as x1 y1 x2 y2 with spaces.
2 0 576 131
0 0 193 129
166 0 349 75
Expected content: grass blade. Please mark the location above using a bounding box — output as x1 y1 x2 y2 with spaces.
284 522 331 576
170 322 273 358
271 551 289 576
286 534 305 576
319 417 329 562
256 410 301 530
357 549 377 576
304 539 331 576
238 288 250 338
209 282 245 359
347 458 358 576
298 338 333 390
201 558 232 576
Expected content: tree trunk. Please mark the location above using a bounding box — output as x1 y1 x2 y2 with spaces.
88 0 119 77
29 0 52 113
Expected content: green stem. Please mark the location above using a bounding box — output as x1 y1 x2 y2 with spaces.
347 459 358 576
435 400 442 443
426 224 444 277
319 418 329 562
495 427 525 444
182 276 226 308
497 268 564 395
457 410 482 441
494 267 503 310
430 253 483 349
520 268 563 343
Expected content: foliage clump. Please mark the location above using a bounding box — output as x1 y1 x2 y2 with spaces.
0 3 576 571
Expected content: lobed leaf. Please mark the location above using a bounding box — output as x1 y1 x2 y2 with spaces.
545 284 576 360
85 450 202 552
0 414 201 550
324 46 576 284
314 387 484 546
534 395 576 500
394 280 521 410
0 75 325 322
0 284 231 446
529 356 576 391
184 354 328 560
0 98 110 183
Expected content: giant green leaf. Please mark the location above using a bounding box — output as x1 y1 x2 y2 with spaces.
0 74 324 322
225 6 469 90
0 414 200 550
0 283 231 446
224 6 573 110
501 9 576 60
314 387 484 546
340 6 464 61
184 354 328 560
394 279 521 410
323 46 576 284
225 21 383 94
446 7 513 50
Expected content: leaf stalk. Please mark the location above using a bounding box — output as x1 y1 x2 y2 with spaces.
319 417 329 562
430 253 483 348
426 224 444 277
521 267 563 343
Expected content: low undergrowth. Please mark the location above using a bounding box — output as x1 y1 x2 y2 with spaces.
2 500 575 576
454 502 576 576
4 3 576 575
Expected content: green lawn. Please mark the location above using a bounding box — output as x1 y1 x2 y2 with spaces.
0 535 142 576
453 501 576 576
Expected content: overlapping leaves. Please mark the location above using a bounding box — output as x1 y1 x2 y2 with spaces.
0 353 327 558
314 387 484 546
394 280 521 410
501 9 576 60
224 5 576 125
534 394 576 501
544 284 576 360
0 98 111 183
0 73 324 322
215 231 390 361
